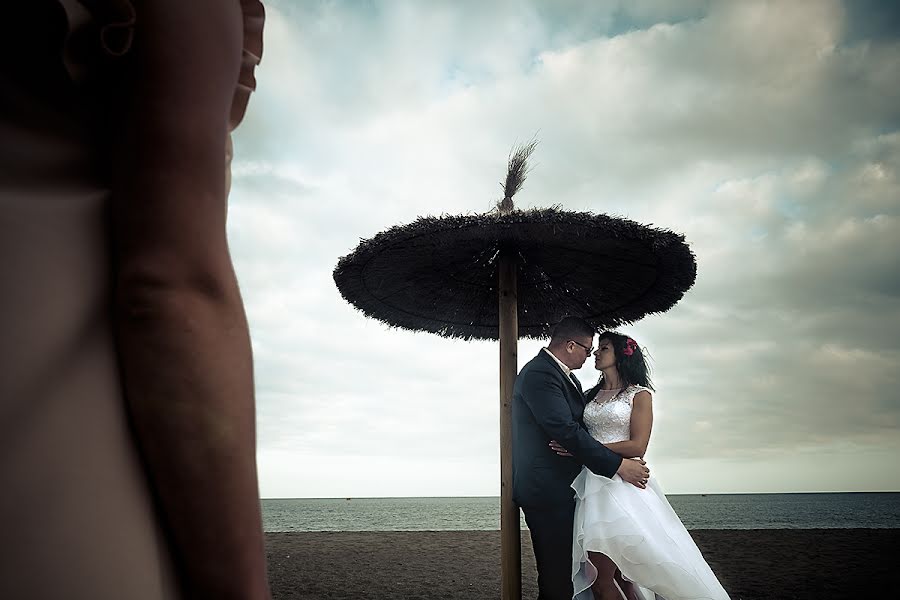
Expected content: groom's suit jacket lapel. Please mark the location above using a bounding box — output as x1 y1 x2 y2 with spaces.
570 372 584 396
537 350 587 416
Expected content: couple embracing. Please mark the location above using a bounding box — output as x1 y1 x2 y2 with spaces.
512 317 729 600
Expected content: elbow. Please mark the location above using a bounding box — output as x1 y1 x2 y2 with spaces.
114 261 242 325
616 441 648 459
634 440 649 458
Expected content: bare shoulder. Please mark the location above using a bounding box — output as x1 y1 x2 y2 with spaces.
632 389 652 404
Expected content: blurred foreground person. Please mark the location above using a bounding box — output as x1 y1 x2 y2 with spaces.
0 1 269 599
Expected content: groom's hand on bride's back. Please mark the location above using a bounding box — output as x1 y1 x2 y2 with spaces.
617 458 650 489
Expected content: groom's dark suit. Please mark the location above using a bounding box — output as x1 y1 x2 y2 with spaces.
512 350 623 600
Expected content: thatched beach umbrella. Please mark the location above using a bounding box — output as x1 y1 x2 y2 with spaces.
333 144 696 600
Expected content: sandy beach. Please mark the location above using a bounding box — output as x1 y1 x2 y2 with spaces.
266 529 899 599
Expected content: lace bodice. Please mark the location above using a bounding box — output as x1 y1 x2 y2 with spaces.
583 385 651 444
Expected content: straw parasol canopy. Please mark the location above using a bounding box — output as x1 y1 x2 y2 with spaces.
333 142 696 600
333 207 696 340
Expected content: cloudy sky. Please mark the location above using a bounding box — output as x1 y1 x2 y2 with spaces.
229 0 900 498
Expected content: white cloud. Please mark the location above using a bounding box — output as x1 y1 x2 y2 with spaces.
228 0 900 497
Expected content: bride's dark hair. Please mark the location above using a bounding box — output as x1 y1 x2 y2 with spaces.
595 330 654 392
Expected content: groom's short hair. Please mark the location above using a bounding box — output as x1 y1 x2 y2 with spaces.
549 316 595 344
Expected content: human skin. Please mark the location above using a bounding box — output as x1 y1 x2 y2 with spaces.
591 338 653 459
547 337 650 487
597 392 653 459
109 1 269 598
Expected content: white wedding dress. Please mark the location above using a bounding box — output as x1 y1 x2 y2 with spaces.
571 386 730 600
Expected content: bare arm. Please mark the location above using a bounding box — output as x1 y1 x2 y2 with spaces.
549 391 652 486
109 2 268 598
603 391 653 458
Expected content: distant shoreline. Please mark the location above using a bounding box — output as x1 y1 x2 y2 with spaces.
261 493 900 531
261 490 900 500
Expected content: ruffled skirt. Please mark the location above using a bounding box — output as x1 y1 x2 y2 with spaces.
571 467 730 600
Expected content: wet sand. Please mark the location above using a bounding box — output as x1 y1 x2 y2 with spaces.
266 528 899 599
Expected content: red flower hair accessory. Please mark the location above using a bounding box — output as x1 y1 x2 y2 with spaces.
623 338 638 356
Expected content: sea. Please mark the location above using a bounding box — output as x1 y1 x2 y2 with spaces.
261 492 900 532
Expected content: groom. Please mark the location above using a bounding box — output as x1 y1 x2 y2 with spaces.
512 316 649 600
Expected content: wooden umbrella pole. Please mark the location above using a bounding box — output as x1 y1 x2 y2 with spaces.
498 249 521 600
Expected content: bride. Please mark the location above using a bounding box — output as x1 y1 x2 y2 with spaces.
552 331 730 600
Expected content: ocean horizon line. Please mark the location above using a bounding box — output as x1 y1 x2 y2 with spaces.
261 493 900 530
261 490 900 501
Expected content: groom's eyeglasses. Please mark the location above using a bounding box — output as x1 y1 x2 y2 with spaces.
570 340 594 354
